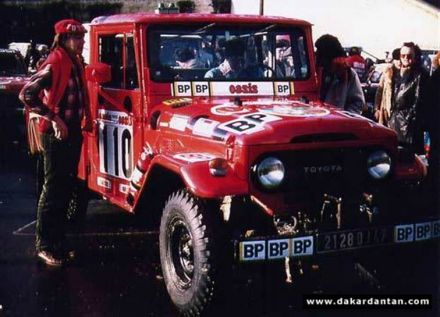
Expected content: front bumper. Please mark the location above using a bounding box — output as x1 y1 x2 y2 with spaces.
236 218 440 262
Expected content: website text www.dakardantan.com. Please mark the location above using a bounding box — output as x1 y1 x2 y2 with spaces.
304 295 432 309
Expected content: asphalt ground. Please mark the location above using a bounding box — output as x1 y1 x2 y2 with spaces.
0 148 439 317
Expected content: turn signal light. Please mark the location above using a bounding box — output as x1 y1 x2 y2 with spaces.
209 158 228 176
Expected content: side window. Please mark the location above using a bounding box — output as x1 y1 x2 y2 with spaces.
99 34 123 88
99 33 139 89
126 35 138 89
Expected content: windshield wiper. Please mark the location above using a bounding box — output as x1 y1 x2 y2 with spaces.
238 23 278 39
254 23 277 36
193 23 216 35
162 23 216 43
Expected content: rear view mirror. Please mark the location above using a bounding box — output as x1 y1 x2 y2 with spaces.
85 62 111 84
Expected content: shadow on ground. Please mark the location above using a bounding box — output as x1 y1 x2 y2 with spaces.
0 150 438 316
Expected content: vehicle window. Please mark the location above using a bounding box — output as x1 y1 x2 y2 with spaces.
99 35 123 88
99 34 138 89
147 24 310 82
0 53 26 76
126 35 139 89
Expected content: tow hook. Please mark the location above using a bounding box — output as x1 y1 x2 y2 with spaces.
272 214 303 284
360 193 379 224
320 194 342 229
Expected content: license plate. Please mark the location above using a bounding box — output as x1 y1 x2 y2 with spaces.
237 220 440 262
317 227 392 253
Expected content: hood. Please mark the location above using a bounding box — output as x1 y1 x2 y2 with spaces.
156 97 396 146
0 75 29 94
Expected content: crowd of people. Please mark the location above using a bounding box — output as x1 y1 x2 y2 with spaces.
314 34 439 158
314 34 439 211
23 40 49 73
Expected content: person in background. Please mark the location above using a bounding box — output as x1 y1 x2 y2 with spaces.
388 42 429 154
174 48 203 69
205 39 246 79
198 41 214 68
427 52 440 208
275 35 295 78
19 19 91 267
25 40 41 73
374 48 401 126
315 34 365 114
213 38 226 65
431 51 440 74
346 46 367 82
365 58 375 76
36 44 49 69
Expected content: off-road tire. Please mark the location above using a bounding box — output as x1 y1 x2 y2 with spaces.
159 190 225 316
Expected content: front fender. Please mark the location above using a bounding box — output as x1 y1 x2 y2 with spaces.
394 154 427 182
180 163 249 198
151 154 249 198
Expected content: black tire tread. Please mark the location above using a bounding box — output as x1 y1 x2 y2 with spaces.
160 189 223 316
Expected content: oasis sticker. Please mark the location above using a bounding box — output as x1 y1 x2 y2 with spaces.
172 81 295 97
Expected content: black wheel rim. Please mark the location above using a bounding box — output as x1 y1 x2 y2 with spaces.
169 217 194 289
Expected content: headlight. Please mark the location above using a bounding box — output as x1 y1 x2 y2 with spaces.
256 157 285 189
367 150 391 179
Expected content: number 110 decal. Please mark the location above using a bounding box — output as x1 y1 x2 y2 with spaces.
98 117 133 180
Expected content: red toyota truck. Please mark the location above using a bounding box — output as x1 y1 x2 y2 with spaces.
73 13 437 315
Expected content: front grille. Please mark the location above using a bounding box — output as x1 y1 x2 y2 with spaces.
257 148 370 203
290 133 358 143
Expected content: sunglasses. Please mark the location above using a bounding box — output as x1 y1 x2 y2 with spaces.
400 54 413 59
68 34 85 40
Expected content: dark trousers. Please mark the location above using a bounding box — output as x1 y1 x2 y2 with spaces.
36 130 82 253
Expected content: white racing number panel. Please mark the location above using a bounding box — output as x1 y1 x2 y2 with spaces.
98 110 134 180
239 219 440 262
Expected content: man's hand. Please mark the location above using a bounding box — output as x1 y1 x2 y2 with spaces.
374 109 381 121
52 115 68 140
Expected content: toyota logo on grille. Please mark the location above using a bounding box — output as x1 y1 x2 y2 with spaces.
304 165 343 174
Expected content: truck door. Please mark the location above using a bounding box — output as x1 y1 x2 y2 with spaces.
89 32 142 207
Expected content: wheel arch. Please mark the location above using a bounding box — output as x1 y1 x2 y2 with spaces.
133 163 186 227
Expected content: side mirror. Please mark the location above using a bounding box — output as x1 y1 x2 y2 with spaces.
85 62 111 84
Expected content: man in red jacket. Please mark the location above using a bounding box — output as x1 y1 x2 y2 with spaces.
346 46 367 82
19 19 90 266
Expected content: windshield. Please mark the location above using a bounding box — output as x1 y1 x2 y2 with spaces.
0 53 26 76
148 24 310 82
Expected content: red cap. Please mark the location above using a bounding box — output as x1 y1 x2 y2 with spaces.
54 19 87 35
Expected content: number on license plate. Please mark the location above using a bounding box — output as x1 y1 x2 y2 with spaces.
317 228 389 253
